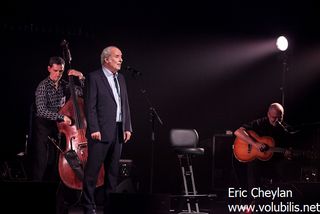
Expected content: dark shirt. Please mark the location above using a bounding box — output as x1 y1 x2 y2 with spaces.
35 77 83 121
242 117 290 159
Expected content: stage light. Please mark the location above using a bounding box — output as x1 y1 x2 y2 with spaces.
276 36 288 51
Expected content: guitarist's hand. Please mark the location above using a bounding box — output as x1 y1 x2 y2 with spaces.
284 148 293 160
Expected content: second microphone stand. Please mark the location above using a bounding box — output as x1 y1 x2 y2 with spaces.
130 71 163 194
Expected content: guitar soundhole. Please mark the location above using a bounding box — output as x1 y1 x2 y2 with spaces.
260 144 269 152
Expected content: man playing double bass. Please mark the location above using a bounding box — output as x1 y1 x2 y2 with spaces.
30 56 85 181
28 56 84 213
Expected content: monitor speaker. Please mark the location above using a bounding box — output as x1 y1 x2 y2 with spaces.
196 133 247 192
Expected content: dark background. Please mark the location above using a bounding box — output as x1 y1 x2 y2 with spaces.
1 1 320 194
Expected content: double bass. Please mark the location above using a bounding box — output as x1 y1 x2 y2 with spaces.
56 40 104 190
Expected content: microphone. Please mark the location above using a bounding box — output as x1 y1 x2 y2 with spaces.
125 66 142 76
277 121 300 135
277 121 289 132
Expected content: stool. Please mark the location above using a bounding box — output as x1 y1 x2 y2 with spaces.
170 129 208 214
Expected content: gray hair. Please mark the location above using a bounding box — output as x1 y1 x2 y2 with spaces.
269 102 284 114
100 46 118 65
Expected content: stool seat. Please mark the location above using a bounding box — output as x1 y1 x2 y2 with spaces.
173 147 204 156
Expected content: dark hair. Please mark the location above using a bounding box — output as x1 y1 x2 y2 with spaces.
48 56 65 67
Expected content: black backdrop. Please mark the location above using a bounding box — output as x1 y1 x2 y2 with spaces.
1 1 320 194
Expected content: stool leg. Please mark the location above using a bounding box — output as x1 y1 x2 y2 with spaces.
178 155 208 214
179 156 192 212
188 158 200 212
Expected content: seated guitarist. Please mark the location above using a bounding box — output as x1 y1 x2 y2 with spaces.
234 102 296 189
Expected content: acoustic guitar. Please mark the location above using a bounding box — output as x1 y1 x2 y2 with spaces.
233 130 318 162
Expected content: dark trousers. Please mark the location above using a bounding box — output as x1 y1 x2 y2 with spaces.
247 157 298 189
28 116 59 182
82 123 123 212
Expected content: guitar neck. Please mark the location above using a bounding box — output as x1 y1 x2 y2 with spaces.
273 147 303 157
272 147 286 153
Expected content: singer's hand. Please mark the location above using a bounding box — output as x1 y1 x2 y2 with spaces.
91 131 101 141
124 131 132 143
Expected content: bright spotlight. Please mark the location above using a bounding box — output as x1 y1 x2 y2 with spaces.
276 36 288 51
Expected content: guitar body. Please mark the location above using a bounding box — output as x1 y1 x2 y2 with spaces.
233 130 275 162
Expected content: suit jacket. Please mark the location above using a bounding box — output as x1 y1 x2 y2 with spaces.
85 68 132 143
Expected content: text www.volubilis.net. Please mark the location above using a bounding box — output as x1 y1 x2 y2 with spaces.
228 201 320 213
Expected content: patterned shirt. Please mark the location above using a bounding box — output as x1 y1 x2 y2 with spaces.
35 77 83 121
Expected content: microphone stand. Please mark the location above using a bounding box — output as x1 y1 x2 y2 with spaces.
130 71 163 194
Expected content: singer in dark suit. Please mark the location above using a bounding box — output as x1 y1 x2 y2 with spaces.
82 46 133 214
